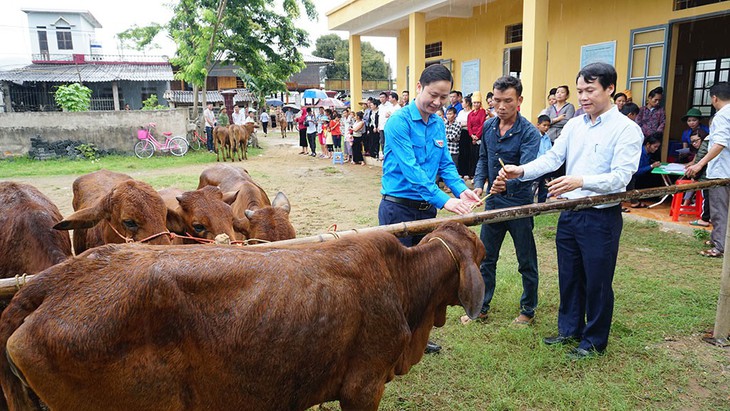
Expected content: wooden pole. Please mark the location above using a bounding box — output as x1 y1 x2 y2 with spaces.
2 179 730 298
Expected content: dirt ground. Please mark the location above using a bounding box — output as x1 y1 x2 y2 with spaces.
1 133 385 239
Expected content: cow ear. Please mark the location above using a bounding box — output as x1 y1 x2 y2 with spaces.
271 192 290 214
233 217 250 238
458 259 485 320
165 209 187 235
222 190 238 205
53 205 106 230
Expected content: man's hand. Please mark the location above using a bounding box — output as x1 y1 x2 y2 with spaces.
499 165 524 180
459 188 481 203
443 198 473 215
547 175 583 197
490 177 506 194
651 161 661 168
685 163 702 178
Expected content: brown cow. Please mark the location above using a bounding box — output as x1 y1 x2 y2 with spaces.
277 111 287 139
228 124 246 161
0 182 72 277
0 222 485 411
54 169 171 254
159 186 246 244
213 125 232 162
198 164 295 241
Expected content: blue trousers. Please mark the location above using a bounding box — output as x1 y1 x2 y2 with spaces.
555 205 622 352
205 126 214 151
479 217 539 317
378 199 436 247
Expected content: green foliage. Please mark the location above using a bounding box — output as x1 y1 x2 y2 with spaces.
75 143 99 161
116 23 163 52
693 228 710 240
313 34 392 80
54 83 92 112
141 94 167 111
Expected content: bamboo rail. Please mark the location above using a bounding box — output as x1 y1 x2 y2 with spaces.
1 179 729 300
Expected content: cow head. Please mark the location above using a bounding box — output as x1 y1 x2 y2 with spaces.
422 222 485 319
54 180 171 245
239 192 295 242
165 186 248 241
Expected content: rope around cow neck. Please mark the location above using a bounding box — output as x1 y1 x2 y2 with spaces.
108 223 269 246
428 236 459 270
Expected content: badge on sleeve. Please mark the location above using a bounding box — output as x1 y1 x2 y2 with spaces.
436 140 444 148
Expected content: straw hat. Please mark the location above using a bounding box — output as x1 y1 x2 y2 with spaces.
471 91 482 102
681 107 704 121
622 90 632 100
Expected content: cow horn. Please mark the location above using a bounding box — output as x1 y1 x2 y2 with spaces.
244 209 255 219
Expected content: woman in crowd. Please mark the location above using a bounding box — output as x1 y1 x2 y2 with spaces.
680 108 710 150
330 111 342 155
351 111 366 165
466 91 486 180
627 133 662 209
367 100 380 159
456 95 473 179
260 109 269 135
613 92 628 112
297 107 308 155
685 127 712 227
539 88 558 116
545 85 575 143
636 86 666 137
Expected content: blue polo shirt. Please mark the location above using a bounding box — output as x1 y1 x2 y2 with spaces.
381 102 468 209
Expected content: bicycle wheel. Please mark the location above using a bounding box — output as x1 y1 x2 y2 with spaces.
188 132 202 150
134 140 154 158
169 136 189 157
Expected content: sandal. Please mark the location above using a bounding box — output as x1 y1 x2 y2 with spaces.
704 240 715 247
699 248 723 258
512 315 534 326
689 220 710 227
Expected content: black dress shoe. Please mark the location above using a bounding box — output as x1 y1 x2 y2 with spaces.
543 334 578 346
424 340 442 354
566 347 603 360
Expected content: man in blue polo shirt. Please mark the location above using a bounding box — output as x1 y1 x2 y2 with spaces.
380 64 481 354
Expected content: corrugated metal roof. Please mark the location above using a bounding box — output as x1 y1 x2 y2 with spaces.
0 63 174 83
302 54 334 64
163 89 256 104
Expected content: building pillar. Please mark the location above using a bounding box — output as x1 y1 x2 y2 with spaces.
349 34 362 104
520 0 549 122
112 81 120 111
408 12 425 98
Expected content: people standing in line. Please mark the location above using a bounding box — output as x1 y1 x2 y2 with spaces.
636 86 666 138
305 107 318 157
546 85 576 143
260 109 270 136
466 76 540 327
539 88 558 116
203 103 216 153
680 108 710 150
613 92 628 112
297 108 309 155
457 95 473 179
379 64 482 354
285 108 294 132
686 82 730 258
533 114 552 203
351 111 366 165
467 91 487 180
497 63 644 360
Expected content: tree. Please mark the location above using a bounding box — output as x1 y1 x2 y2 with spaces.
116 24 163 52
54 83 92 112
312 34 391 80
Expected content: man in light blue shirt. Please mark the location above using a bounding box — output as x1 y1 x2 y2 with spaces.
686 82 730 258
496 63 643 360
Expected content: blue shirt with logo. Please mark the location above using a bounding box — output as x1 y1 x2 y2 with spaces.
381 101 467 209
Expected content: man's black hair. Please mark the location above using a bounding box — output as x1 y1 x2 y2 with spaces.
446 107 457 115
493 76 523 97
371 99 380 107
306 107 312 114
620 102 640 116
645 132 662 146
419 64 453 87
379 91 387 97
486 91 494 99
389 91 398 100
576 63 617 96
537 114 551 124
449 90 461 96
402 90 409 95
710 82 730 101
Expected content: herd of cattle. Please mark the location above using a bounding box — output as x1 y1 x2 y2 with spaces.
213 123 256 162
0 163 486 410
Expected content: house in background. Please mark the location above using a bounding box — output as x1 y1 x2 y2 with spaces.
0 9 173 112
328 0 730 161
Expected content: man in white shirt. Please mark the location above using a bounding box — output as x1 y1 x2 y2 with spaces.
378 91 401 159
497 63 643 360
231 106 245 125
203 103 216 152
686 82 730 258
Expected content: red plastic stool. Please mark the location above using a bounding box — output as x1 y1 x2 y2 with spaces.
669 179 703 221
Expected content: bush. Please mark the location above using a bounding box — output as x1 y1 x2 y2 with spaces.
141 94 167 110
54 83 92 112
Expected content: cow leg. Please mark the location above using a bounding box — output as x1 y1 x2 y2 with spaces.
338 372 386 411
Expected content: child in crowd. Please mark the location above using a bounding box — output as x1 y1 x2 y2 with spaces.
436 108 445 121
621 102 640 122
533 115 552 203
330 112 342 154
341 110 353 162
324 122 334 159
445 107 460 167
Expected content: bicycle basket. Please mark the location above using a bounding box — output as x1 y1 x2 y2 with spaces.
137 129 149 140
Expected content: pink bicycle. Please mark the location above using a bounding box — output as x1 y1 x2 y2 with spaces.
134 123 189 158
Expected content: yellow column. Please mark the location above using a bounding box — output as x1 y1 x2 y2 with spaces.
520 0 549 122
349 34 362 104
408 12 425 98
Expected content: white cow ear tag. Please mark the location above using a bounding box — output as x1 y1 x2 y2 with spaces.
435 140 444 148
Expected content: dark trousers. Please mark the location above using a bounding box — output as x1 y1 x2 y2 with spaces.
458 129 471 177
555 205 622 352
468 143 480 178
352 136 364 163
306 132 317 155
299 128 307 148
709 185 730 253
371 132 380 159
205 126 214 151
378 199 436 247
479 217 539 317
333 135 342 151
701 188 711 222
262 121 268 134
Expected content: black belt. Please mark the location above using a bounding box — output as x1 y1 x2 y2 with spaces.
383 195 432 211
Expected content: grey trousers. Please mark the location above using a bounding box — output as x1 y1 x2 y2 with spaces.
709 184 730 252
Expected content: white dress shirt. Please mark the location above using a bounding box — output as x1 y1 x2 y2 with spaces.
706 104 730 179
521 106 643 206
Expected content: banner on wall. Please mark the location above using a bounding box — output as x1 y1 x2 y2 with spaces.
580 41 616 68
461 59 480 96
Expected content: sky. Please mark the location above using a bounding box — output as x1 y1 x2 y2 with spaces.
0 0 397 74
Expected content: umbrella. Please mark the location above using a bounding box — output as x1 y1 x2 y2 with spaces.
315 98 345 109
266 98 283 107
283 103 301 113
302 89 328 100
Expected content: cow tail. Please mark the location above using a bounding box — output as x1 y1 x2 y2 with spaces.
0 282 47 411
